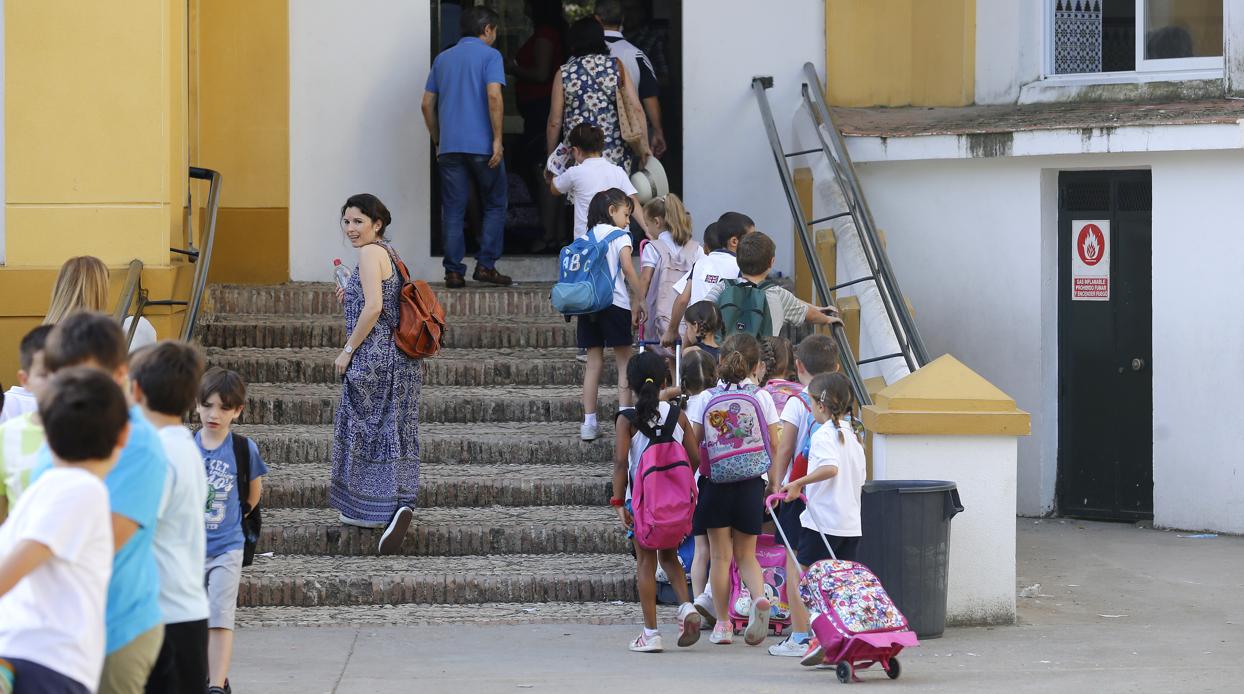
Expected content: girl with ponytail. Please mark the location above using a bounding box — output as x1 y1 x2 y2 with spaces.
611 350 703 653
637 194 705 360
684 332 783 645
778 372 866 569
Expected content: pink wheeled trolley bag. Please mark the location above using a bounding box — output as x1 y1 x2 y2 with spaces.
726 533 792 636
766 494 918 684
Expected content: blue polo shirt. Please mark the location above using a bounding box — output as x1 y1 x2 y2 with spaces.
32 406 168 654
425 37 506 156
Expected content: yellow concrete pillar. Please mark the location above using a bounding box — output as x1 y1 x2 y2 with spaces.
5 0 188 267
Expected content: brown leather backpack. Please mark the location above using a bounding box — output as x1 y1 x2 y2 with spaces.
383 245 446 359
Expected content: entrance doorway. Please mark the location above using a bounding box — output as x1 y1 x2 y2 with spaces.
1056 170 1153 521
428 0 683 260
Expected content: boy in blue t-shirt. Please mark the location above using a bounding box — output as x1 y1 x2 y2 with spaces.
28 312 169 692
194 367 266 694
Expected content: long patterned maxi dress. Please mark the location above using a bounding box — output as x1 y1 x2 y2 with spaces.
561 54 635 174
329 247 422 523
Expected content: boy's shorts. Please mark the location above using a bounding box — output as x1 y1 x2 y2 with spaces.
692 477 707 536
577 305 633 349
796 529 860 567
694 477 765 536
205 549 244 630
775 498 806 551
0 658 89 694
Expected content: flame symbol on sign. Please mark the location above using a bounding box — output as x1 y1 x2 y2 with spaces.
1082 232 1100 261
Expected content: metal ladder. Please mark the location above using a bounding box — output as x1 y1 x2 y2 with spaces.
751 63 930 406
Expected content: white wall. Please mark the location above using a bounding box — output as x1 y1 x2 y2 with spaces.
854 149 1244 531
975 0 1043 105
289 0 431 282
681 0 825 277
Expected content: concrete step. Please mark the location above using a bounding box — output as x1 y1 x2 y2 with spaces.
206 347 617 387
236 423 614 467
206 282 559 318
243 384 613 426
258 506 628 557
237 554 636 607
264 461 612 509
235 601 674 628
199 314 575 350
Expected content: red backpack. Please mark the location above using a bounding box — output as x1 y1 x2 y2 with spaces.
383 245 446 359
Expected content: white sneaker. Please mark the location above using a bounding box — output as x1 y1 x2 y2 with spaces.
744 597 771 645
676 603 702 647
580 422 600 441
338 513 386 529
629 632 663 653
768 636 809 657
693 592 717 627
709 622 733 645
576 348 589 363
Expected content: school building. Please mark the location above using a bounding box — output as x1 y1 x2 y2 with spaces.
0 0 1238 552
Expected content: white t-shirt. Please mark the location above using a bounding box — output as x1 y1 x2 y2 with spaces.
585 224 635 310
672 251 740 306
0 386 37 425
706 280 812 337
154 425 210 624
553 157 637 238
0 466 113 690
779 386 813 485
626 401 685 500
122 316 158 354
686 378 780 431
800 420 866 537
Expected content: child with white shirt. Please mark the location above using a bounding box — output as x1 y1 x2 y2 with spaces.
129 341 210 694
779 371 864 566
578 189 646 442
0 326 53 425
0 367 129 694
638 194 703 352
550 124 641 239
660 212 754 349
0 326 54 523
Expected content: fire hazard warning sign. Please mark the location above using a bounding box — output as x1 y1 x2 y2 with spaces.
1072 220 1109 301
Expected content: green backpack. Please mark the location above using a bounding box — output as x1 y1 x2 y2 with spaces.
716 279 774 338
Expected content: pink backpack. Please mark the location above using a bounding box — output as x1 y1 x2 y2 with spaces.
699 384 773 482
763 379 802 415
641 238 697 355
625 403 697 550
728 533 793 636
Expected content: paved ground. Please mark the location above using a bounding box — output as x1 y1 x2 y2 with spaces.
232 520 1244 693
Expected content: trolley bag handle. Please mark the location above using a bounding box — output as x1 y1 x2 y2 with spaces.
636 324 683 392
765 493 838 565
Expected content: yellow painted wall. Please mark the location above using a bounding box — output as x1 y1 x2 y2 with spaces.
192 0 290 284
4 0 187 266
825 0 975 107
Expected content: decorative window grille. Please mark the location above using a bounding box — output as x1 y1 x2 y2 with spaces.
1054 0 1104 74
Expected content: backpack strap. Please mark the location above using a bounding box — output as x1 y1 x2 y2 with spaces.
623 402 682 443
233 433 253 514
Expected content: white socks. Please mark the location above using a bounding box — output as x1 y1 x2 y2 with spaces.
584 412 598 427
644 627 659 637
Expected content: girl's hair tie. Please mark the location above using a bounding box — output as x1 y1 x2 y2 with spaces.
644 378 655 384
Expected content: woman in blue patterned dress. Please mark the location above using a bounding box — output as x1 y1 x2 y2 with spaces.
546 17 642 175
330 193 422 555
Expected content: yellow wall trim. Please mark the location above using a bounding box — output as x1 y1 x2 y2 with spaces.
863 354 1031 436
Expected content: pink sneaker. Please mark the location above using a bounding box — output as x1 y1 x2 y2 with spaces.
709 622 733 645
800 638 826 667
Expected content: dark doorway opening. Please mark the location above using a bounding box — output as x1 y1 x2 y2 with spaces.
429 0 683 260
1056 170 1153 521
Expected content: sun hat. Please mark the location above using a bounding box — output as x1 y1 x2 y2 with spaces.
630 156 669 204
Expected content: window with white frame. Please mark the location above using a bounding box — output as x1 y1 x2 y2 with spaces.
1049 0 1224 76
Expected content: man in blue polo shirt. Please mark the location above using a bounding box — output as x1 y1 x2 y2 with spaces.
422 5 512 290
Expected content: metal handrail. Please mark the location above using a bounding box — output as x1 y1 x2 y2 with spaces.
752 77 872 406
113 258 144 325
799 62 930 369
182 167 222 341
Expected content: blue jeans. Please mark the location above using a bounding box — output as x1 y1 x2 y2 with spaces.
438 153 507 275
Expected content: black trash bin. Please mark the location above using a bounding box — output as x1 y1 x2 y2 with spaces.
854 480 963 639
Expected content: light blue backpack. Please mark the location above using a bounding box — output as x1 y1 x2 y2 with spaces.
551 228 628 315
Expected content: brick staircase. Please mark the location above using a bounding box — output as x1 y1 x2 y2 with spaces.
200 282 648 627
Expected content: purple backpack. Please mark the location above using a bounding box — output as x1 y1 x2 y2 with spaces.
625 403 697 550
699 383 773 483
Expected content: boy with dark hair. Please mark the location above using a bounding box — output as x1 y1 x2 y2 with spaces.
130 342 210 694
0 326 55 522
661 212 755 348
29 312 169 694
0 368 130 694
550 123 640 238
194 367 266 694
767 333 841 658
717 231 840 339
1 325 53 424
